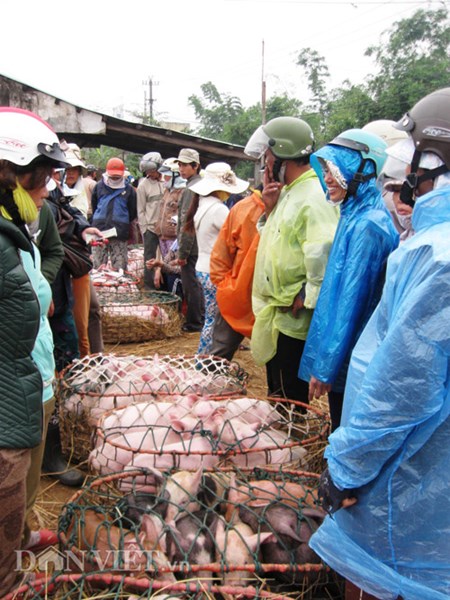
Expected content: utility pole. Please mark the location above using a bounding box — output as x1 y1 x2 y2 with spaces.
142 76 159 122
261 39 266 125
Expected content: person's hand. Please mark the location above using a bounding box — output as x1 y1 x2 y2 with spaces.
318 467 357 515
292 291 305 317
177 258 187 267
146 258 163 269
48 299 55 318
309 376 332 402
82 227 104 243
262 180 282 216
154 267 163 289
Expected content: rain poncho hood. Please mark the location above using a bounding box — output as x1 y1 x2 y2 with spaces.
299 144 398 390
251 169 338 365
310 185 450 599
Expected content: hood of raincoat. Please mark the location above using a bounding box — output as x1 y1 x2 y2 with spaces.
310 184 450 600
311 144 379 214
299 146 398 391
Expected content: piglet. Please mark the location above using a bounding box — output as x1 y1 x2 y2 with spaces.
215 516 272 587
165 509 220 580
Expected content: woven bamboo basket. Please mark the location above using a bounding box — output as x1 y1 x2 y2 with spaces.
99 290 182 343
58 353 248 463
127 245 145 282
56 468 343 599
89 397 329 478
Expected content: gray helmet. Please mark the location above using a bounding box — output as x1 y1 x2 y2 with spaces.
395 87 450 205
395 87 450 169
139 151 163 173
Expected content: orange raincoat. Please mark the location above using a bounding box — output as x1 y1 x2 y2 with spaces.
210 190 264 338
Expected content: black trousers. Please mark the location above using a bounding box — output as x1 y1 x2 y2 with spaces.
210 311 244 361
266 332 310 404
180 254 204 329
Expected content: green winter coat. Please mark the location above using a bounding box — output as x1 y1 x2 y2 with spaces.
0 217 43 448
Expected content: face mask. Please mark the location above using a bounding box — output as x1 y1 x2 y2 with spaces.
215 190 230 202
0 181 39 224
326 194 345 207
395 211 412 231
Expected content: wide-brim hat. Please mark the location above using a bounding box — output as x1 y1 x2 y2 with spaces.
188 162 248 196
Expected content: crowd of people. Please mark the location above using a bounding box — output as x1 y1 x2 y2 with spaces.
0 85 449 598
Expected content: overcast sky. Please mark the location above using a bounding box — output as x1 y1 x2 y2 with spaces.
0 0 444 127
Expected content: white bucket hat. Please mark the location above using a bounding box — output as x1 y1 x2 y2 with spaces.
188 162 248 196
60 140 86 169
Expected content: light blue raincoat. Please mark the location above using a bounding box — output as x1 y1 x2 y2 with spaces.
310 186 450 599
299 145 398 391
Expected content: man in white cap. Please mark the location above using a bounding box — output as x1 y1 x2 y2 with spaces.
176 148 204 332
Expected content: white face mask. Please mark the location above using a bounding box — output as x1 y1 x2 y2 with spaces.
326 194 345 207
395 211 412 231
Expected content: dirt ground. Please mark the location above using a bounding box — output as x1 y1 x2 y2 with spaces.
34 331 269 529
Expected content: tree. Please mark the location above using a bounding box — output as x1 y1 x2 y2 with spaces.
365 7 450 119
322 82 377 143
188 82 244 140
296 48 330 132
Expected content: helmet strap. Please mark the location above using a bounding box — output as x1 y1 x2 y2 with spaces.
345 158 375 200
399 149 449 207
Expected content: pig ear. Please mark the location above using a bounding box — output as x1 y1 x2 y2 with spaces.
257 532 277 545
168 414 185 432
246 532 274 552
302 507 327 520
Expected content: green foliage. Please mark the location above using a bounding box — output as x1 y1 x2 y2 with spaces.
82 146 142 179
188 82 244 140
321 82 377 144
296 47 330 119
365 8 450 119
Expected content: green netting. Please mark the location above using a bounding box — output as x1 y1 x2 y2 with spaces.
52 467 344 599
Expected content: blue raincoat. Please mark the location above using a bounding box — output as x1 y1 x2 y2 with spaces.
299 145 399 391
310 186 450 599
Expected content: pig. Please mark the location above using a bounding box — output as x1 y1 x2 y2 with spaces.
221 397 281 426
259 508 324 585
127 436 219 471
65 509 153 573
162 469 204 527
165 509 220 580
215 516 272 587
228 479 320 513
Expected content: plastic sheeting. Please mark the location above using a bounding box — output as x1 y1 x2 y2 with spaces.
299 144 399 391
309 187 450 599
251 169 338 365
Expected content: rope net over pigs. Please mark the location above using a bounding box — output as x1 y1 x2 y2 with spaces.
53 468 343 599
58 353 249 462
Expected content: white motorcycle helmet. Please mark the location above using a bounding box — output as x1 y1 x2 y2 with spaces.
158 157 180 175
139 151 163 174
0 107 68 167
362 120 408 148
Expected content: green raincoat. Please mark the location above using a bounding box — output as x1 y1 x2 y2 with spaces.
251 169 338 365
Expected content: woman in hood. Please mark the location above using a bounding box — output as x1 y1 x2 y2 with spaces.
299 129 399 431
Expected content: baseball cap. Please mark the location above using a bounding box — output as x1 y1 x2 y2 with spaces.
106 157 125 176
177 148 200 164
